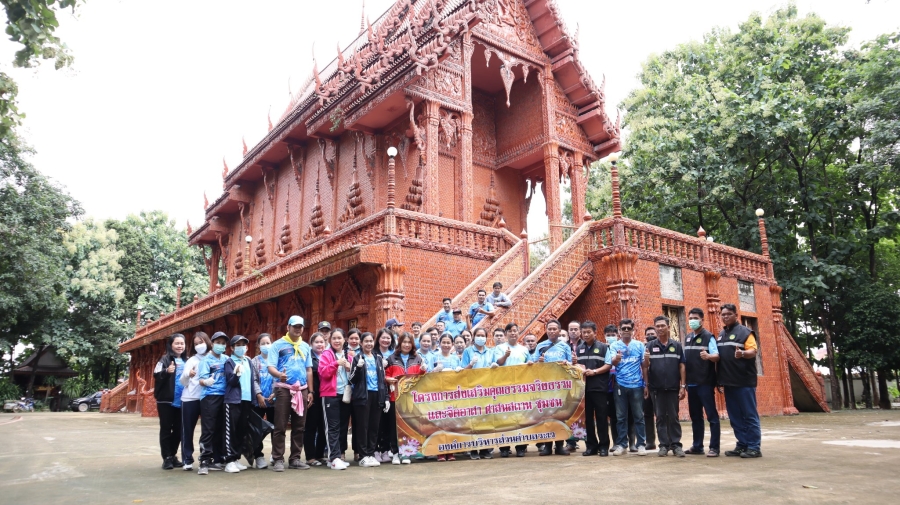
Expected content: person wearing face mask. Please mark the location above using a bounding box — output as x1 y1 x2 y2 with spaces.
251 333 275 469
222 335 259 473
180 332 213 471
575 321 613 457
683 308 720 457
384 332 427 464
154 333 188 470
197 332 231 475
304 332 328 467
460 327 496 459
535 320 573 456
349 332 388 467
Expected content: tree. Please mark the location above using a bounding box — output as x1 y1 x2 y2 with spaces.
844 285 900 410
0 137 80 373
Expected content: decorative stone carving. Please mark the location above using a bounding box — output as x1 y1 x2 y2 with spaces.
438 108 461 149
339 137 366 226
318 138 337 185
476 171 503 227
401 156 425 212
277 200 292 257
304 179 326 242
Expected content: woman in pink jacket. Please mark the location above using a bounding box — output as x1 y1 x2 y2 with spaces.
318 328 352 470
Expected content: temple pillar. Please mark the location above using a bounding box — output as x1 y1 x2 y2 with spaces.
424 99 441 216
571 151 587 224
459 110 474 222
373 242 405 329
771 284 799 415
543 142 562 250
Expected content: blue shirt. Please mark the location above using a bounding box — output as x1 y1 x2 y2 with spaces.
535 339 572 363
496 343 532 366
445 319 467 337
266 337 313 386
364 355 379 391
255 355 274 406
429 353 461 371
436 310 454 325
687 338 719 387
233 355 251 401
461 346 495 369
199 353 228 397
610 339 646 388
172 358 185 407
468 302 494 326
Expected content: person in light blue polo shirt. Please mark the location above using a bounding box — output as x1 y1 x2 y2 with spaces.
610 318 648 456
445 308 467 337
495 323 532 367
534 319 573 456
461 327 497 370
468 289 495 327
436 298 454 325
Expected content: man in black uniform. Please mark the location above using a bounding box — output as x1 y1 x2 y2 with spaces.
683 308 721 457
576 321 612 456
642 326 658 450
644 315 686 457
717 304 762 458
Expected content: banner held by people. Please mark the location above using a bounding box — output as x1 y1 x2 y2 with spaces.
394 362 586 456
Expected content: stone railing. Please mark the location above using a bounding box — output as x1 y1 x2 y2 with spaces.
99 381 129 413
591 217 772 282
477 220 594 335
123 209 519 350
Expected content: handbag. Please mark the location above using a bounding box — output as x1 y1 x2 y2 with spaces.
342 385 352 404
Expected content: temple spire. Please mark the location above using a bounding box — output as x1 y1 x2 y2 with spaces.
359 0 366 35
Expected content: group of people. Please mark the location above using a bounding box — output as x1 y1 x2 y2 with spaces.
151 291 762 475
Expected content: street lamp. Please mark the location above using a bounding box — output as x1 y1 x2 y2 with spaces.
386 146 398 209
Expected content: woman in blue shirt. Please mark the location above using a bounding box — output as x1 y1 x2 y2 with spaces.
348 332 387 467
197 331 230 475
251 333 275 469
153 333 187 470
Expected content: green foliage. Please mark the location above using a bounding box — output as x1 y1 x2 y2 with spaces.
0 377 21 400
843 286 900 372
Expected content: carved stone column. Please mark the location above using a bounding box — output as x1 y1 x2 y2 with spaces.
543 142 562 250
459 110 474 222
602 251 640 327
571 151 587 224
373 243 405 329
704 271 722 334
424 99 441 216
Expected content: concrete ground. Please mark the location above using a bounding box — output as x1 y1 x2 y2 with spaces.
0 409 898 504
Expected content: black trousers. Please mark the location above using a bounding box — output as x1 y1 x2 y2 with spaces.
199 395 226 464
157 402 182 460
376 401 398 454
322 396 343 462
644 393 657 447
304 397 326 461
180 400 201 464
652 389 683 449
688 385 720 451
225 400 251 463
584 390 609 451
252 405 275 458
339 399 352 454
352 391 382 458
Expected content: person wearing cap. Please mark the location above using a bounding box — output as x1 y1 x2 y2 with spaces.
318 321 332 333
222 335 261 473
468 289 495 327
445 308 467 337
197 331 230 475
266 315 314 472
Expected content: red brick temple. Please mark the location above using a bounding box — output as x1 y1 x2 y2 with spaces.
106 0 828 417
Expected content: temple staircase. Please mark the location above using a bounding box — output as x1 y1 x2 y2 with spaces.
778 322 830 412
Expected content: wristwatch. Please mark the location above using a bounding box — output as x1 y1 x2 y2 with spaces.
680 385 686 389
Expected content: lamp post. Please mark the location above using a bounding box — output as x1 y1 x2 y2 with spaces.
176 279 183 310
244 235 252 277
386 146 398 209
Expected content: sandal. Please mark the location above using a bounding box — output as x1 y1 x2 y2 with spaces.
308 459 323 466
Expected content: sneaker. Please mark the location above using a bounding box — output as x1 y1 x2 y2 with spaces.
469 451 480 460
447 454 456 461
707 449 719 457
329 459 348 470
480 450 492 460
684 446 705 455
740 449 762 458
271 460 284 472
673 447 686 458
182 462 193 471
725 447 747 457
308 459 323 467
209 462 225 471
172 458 183 467
612 446 625 456
437 455 446 462
370 456 381 466
197 462 209 475
235 461 248 470
359 456 377 467
658 447 668 457
401 456 411 464
289 459 310 470
255 457 268 469
599 448 609 457
224 462 240 473
516 447 527 457
374 451 382 462
336 458 350 469
392 454 401 465
629 445 638 453
637 446 647 456
162 457 174 470
382 451 395 463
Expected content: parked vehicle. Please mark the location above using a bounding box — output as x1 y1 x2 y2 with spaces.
69 392 102 412
3 397 35 412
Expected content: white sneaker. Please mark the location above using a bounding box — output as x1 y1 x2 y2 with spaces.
392 454 401 465
182 462 193 471
612 446 625 456
235 461 247 470
224 462 241 473
329 458 349 470
360 456 378 467
637 446 647 456
255 457 268 469
401 456 411 464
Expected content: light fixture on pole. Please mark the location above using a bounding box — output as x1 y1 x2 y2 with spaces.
386 146 398 210
176 279 183 310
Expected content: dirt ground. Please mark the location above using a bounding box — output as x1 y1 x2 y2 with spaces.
0 408 898 504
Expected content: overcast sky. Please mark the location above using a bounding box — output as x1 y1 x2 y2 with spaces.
3 0 898 240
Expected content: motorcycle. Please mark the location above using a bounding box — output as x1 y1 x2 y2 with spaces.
12 397 35 412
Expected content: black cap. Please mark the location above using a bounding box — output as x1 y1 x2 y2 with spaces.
211 331 228 342
318 321 332 331
452 308 462 314
230 335 249 346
